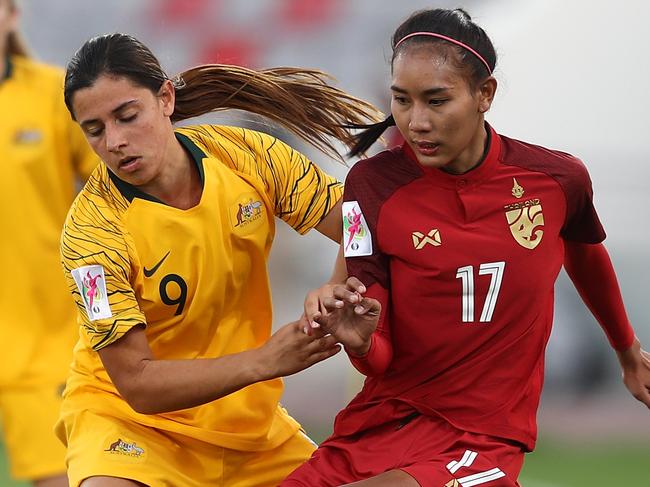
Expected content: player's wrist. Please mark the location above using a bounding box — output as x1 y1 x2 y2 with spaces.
247 347 276 382
616 337 641 368
345 336 372 358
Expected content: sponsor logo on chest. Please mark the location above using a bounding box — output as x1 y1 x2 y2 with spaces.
412 229 442 250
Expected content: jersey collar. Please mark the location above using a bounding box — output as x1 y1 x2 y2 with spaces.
401 123 501 190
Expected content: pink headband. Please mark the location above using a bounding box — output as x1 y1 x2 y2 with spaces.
395 32 492 74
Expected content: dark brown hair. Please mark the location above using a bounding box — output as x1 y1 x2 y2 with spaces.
5 1 30 57
349 8 497 157
64 33 381 160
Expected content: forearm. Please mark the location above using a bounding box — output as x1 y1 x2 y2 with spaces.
329 245 347 284
118 348 271 415
347 282 392 376
564 241 635 350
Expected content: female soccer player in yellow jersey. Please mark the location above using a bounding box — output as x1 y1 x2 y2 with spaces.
56 32 380 486
0 1 97 486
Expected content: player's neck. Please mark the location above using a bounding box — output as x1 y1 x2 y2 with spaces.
143 139 202 209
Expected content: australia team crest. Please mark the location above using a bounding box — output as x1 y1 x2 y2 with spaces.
230 194 264 229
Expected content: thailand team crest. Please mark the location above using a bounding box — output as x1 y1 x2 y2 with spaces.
504 198 544 249
342 201 372 257
71 265 112 321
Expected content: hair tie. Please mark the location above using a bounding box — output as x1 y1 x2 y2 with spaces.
395 32 492 74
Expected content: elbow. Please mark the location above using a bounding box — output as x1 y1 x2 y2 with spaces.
122 390 162 415
116 386 156 415
112 366 162 415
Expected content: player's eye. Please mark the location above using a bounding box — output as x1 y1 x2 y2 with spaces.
85 126 104 138
429 98 447 106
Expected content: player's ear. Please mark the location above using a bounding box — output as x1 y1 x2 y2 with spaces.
478 76 497 114
158 79 175 117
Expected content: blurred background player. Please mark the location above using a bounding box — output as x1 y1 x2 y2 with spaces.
56 33 378 486
0 0 97 486
286 7 650 487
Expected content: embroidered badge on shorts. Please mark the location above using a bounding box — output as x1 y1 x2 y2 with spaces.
104 438 147 463
71 265 112 321
342 201 372 257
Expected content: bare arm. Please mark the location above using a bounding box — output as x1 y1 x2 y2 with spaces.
99 322 341 414
314 198 342 243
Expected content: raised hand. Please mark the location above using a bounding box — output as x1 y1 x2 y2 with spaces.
303 274 366 335
259 319 341 379
313 277 381 357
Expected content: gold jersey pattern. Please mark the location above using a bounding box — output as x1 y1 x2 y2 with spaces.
59 125 342 450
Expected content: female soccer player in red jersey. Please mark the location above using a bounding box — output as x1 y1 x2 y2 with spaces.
55 33 380 486
284 8 650 487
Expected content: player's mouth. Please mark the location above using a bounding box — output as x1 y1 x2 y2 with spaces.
412 141 440 157
118 156 141 172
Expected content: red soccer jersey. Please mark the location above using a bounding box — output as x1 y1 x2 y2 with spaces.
337 125 605 451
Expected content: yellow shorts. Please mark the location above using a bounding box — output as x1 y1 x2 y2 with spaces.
0 382 67 480
62 409 316 486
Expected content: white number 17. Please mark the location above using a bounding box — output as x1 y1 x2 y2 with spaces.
455 261 505 323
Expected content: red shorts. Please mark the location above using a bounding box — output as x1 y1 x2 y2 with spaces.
282 412 524 487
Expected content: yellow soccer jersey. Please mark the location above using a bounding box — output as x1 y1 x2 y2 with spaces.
0 55 97 386
59 125 342 451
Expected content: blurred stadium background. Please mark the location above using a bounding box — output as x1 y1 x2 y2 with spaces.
2 0 648 485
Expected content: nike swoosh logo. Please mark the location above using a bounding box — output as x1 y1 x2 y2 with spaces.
143 251 170 278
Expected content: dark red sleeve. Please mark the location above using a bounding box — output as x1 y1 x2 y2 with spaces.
341 151 421 375
559 158 605 243
564 241 635 350
348 283 392 376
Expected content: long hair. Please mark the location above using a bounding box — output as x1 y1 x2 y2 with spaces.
5 1 30 57
64 33 381 161
348 8 497 157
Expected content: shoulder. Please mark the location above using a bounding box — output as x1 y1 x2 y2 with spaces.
177 124 284 159
64 165 128 238
346 146 422 191
498 134 591 185
11 56 64 89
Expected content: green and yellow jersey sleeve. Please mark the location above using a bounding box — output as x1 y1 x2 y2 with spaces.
61 167 145 350
176 125 343 234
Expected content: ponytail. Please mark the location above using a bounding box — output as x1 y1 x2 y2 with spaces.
171 65 381 161
346 115 395 158
65 34 382 161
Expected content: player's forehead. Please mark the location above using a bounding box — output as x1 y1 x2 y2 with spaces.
73 74 150 121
